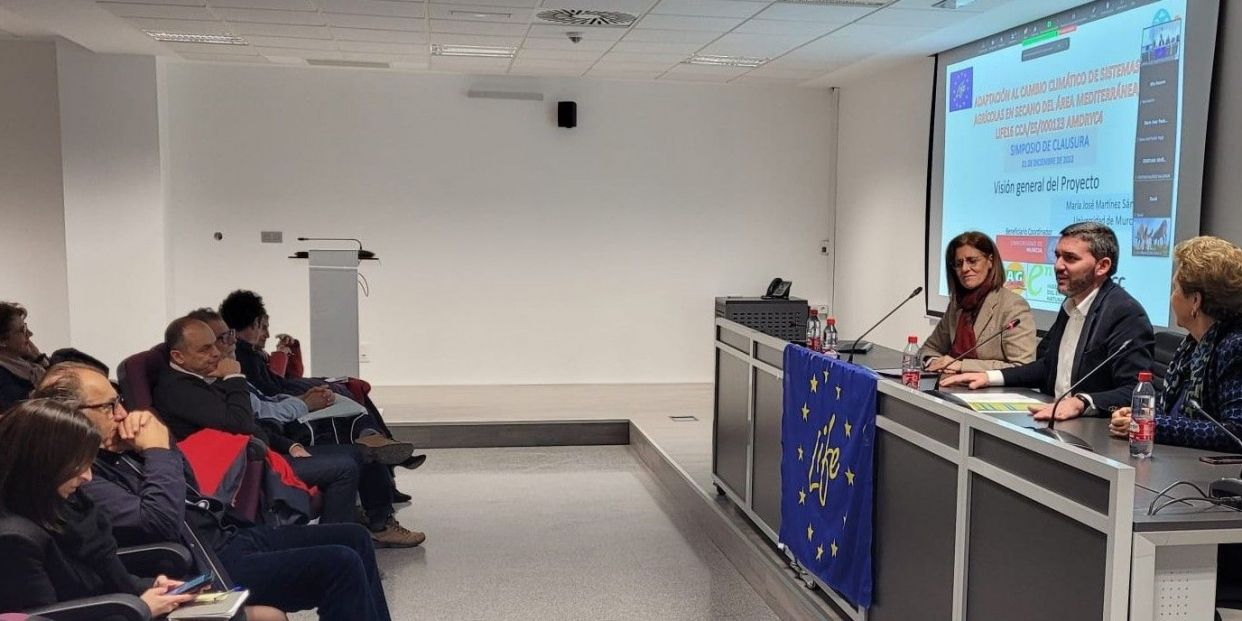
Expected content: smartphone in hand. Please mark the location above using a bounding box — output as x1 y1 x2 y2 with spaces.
168 572 213 595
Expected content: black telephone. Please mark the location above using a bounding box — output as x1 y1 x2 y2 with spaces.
763 278 792 299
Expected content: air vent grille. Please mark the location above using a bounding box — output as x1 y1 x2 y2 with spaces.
535 9 637 27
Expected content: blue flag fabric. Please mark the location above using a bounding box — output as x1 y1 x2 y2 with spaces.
780 345 877 608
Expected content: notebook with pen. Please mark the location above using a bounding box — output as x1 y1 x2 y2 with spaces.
168 589 249 620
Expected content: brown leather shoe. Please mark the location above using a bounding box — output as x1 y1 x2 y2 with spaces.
354 434 415 466
370 518 425 548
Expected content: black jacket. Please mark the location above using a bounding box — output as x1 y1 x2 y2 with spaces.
999 278 1156 412
0 493 146 612
152 366 295 453
235 340 320 398
0 365 33 412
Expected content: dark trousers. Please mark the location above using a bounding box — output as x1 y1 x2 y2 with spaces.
294 444 395 527
217 523 392 621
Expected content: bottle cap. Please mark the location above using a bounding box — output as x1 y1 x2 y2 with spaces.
907 335 918 343
826 317 836 325
809 309 818 316
1138 371 1153 382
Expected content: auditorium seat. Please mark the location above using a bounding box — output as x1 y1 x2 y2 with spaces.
1152 330 1184 389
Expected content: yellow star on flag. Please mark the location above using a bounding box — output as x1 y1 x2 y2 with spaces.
797 445 804 461
845 468 855 486
816 544 824 560
844 421 852 438
801 403 810 421
798 489 806 505
831 540 839 557
807 523 814 541
810 376 819 393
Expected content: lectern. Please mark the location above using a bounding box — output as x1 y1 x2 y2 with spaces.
291 239 376 378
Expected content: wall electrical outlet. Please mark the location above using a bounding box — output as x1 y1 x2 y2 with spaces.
819 239 831 256
261 231 283 243
359 342 371 364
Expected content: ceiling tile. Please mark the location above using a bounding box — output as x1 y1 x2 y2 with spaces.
517 48 604 61
509 65 585 76
732 74 806 85
525 24 626 41
324 13 426 30
858 7 973 28
428 32 524 45
252 46 325 57
430 19 528 36
591 60 676 72
609 39 703 55
698 32 811 57
587 68 664 79
99 3 217 20
650 0 764 19
180 52 274 62
124 17 233 35
341 51 427 62
436 0 537 7
168 41 259 55
225 22 333 38
210 0 317 10
244 34 340 49
509 58 591 69
428 3 530 22
734 19 840 37
751 3 874 23
338 40 427 53
599 51 684 64
98 0 205 6
214 8 328 25
621 28 717 44
634 14 744 32
318 0 427 17
520 36 612 51
428 56 513 72
331 27 427 42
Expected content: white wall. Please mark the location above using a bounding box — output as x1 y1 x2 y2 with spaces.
0 40 71 349
56 43 169 370
162 64 836 385
833 58 937 351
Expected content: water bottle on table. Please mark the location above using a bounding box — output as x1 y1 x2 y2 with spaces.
1129 370 1156 459
806 309 822 352
823 317 839 359
901 335 920 388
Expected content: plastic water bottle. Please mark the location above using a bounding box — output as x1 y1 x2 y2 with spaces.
806 309 822 352
901 335 920 388
1129 370 1156 459
823 317 839 359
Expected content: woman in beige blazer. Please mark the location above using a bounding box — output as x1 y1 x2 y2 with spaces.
921 231 1037 374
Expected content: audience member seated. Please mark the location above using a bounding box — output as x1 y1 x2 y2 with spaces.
49 347 110 376
186 309 421 546
34 365 398 620
152 317 423 545
218 291 420 468
1108 236 1242 451
941 222 1156 421
0 302 49 410
921 231 1036 374
0 398 194 617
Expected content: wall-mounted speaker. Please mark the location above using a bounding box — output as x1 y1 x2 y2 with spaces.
557 101 577 128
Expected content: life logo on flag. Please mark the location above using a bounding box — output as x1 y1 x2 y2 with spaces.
781 345 877 608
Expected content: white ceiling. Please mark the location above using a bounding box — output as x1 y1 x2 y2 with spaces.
0 0 1091 86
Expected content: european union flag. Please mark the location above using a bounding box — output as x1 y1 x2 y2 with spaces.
949 67 973 112
780 345 876 608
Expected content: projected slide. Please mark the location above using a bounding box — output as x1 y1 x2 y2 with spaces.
938 0 1188 326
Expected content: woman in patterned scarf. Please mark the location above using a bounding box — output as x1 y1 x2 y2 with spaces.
0 302 50 411
1109 236 1242 450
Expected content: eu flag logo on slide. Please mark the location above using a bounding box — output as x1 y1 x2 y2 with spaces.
949 67 973 112
780 345 876 608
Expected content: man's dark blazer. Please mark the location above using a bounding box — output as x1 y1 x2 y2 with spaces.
999 278 1156 412
152 366 295 453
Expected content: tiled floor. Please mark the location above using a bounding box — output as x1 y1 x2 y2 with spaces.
293 444 777 621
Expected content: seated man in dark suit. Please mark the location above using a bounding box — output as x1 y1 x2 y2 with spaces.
153 316 423 547
32 364 396 621
942 222 1156 421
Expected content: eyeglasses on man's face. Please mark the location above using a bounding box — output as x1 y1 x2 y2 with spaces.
215 329 237 343
80 396 124 415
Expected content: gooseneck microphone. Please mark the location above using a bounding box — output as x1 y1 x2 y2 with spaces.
1179 399 1242 505
297 237 364 251
926 318 1022 373
1032 337 1135 451
847 286 924 364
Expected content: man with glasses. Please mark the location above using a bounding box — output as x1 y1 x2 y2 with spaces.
942 222 1156 421
32 364 397 621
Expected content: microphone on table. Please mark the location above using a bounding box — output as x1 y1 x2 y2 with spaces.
926 318 1022 374
847 286 923 364
1032 337 1135 452
1179 398 1242 503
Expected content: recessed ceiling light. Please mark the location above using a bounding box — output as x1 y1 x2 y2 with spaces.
684 54 768 68
450 9 513 19
431 44 517 58
144 31 247 45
